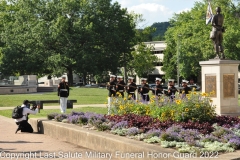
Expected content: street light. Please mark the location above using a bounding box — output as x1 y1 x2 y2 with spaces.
177 34 182 87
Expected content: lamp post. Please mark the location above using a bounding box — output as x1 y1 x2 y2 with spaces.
177 35 182 87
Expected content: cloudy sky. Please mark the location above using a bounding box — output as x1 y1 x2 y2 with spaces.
113 0 201 27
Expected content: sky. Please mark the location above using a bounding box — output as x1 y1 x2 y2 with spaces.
113 0 201 27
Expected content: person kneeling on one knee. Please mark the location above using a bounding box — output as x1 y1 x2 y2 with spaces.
15 100 40 134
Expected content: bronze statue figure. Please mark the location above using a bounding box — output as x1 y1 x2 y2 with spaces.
210 7 225 59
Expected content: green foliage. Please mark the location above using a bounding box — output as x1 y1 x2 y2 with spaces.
162 0 240 79
143 136 161 144
110 128 128 136
151 22 170 41
0 88 109 107
0 0 137 85
111 91 216 123
128 43 158 78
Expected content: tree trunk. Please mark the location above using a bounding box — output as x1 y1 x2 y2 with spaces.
67 68 73 86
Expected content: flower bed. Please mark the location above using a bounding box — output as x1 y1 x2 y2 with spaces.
47 111 240 154
47 91 240 155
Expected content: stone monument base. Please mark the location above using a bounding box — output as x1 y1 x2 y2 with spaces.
199 59 240 116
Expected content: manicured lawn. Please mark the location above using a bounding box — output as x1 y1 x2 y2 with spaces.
0 87 108 107
0 107 108 118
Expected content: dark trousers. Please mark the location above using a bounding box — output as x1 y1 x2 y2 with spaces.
127 93 136 100
16 120 33 133
141 94 150 102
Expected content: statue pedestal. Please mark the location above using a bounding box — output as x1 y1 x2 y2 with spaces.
199 59 240 116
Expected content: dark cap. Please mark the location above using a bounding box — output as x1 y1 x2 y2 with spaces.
23 100 30 105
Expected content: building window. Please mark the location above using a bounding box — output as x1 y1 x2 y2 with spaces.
152 51 163 54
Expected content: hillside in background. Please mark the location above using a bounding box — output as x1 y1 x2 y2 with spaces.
140 22 170 42
151 22 170 41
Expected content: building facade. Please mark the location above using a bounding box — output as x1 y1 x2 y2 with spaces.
136 41 166 84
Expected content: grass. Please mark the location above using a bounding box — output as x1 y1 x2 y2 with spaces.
0 107 108 118
0 87 108 107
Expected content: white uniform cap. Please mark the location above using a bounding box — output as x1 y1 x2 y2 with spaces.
168 79 174 82
128 77 134 80
141 78 147 81
117 76 123 79
182 80 189 83
110 75 116 78
155 78 162 81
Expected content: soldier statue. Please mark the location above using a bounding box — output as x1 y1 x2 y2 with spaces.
210 7 225 59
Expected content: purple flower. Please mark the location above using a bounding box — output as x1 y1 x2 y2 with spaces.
233 123 240 129
184 136 196 146
112 121 128 130
69 111 84 116
126 127 139 136
54 114 68 122
145 129 161 138
229 137 240 149
67 115 80 124
201 134 220 142
166 124 183 133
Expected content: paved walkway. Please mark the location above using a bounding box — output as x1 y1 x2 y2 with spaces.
0 115 116 160
0 104 106 110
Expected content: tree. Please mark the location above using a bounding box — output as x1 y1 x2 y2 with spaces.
162 0 240 80
0 0 137 85
128 42 158 78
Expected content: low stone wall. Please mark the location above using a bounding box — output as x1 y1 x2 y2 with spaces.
29 119 240 160
0 86 37 94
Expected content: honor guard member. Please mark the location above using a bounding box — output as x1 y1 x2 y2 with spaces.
153 78 163 96
180 80 191 98
116 76 126 98
107 75 116 114
58 76 69 113
126 77 137 100
140 78 150 104
167 79 178 100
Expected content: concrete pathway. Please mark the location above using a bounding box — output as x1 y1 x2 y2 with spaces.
0 115 116 160
0 104 106 110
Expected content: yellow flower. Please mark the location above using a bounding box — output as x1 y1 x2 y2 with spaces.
192 87 196 91
161 113 166 117
195 104 200 108
209 99 213 103
175 99 182 105
201 93 207 97
193 92 197 95
124 98 127 101
185 108 189 112
186 94 190 98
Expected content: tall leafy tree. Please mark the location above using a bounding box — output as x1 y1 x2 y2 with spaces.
0 0 137 85
129 42 158 78
162 0 240 80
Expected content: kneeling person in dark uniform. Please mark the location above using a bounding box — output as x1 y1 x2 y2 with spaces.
126 77 137 100
15 100 40 134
